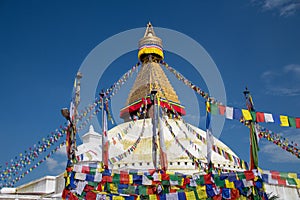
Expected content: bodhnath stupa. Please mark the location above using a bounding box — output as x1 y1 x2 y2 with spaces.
1 23 299 200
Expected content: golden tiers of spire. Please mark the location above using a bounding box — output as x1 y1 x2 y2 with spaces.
120 23 185 120
126 60 181 106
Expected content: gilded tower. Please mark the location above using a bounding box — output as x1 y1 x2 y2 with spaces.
120 23 185 121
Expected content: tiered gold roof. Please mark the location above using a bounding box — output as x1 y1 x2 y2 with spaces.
120 23 184 119
126 61 180 105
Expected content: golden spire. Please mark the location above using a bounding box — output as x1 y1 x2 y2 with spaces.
120 23 185 120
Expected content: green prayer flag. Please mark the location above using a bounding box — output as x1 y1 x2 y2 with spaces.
210 103 218 115
196 176 205 185
169 174 179 181
287 178 297 185
162 180 170 185
251 124 259 168
138 185 148 196
88 181 98 187
288 117 296 128
237 172 246 180
214 176 225 187
279 172 289 179
251 111 256 122
124 185 136 194
113 174 120 183
90 167 96 175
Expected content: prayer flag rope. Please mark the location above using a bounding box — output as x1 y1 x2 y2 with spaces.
153 72 249 171
62 161 298 200
161 61 300 130
1 142 66 188
205 102 300 159
0 62 140 187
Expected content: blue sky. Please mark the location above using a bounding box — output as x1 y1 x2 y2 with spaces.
0 0 300 186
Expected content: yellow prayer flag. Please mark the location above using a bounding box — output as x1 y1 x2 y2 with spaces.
295 179 300 188
196 185 207 199
206 101 210 112
149 194 158 200
288 173 297 179
113 196 125 200
129 174 133 184
242 109 252 120
109 183 118 193
237 196 247 200
66 177 70 186
225 179 235 188
178 177 184 186
185 191 196 200
280 115 289 127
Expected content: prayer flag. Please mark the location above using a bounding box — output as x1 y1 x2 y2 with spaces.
218 105 226 115
204 173 214 184
264 113 274 123
206 102 214 172
210 103 218 115
244 170 255 180
225 106 233 119
288 117 296 128
272 114 281 124
250 124 259 169
159 117 168 171
280 115 289 127
185 191 196 200
250 111 256 122
233 108 242 120
222 188 231 199
166 193 179 200
242 109 252 120
142 175 153 185
225 179 235 188
256 112 265 122
296 118 300 128
196 185 207 199
102 110 109 169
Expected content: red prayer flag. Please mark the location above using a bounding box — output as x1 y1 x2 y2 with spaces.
82 166 90 174
271 171 280 180
62 188 70 199
256 112 265 122
230 188 240 199
102 175 113 183
296 118 300 128
213 194 222 200
85 191 96 200
277 178 287 186
204 174 214 184
218 105 226 115
244 170 255 180
120 173 130 184
161 173 170 180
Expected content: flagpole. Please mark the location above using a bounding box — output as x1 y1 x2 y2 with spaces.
151 90 158 170
100 91 107 169
243 87 257 170
71 72 82 161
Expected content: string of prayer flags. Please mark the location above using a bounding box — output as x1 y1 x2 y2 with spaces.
0 62 141 187
258 127 300 159
62 161 277 200
162 61 300 130
158 98 248 169
109 119 146 164
1 141 66 188
206 102 300 129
